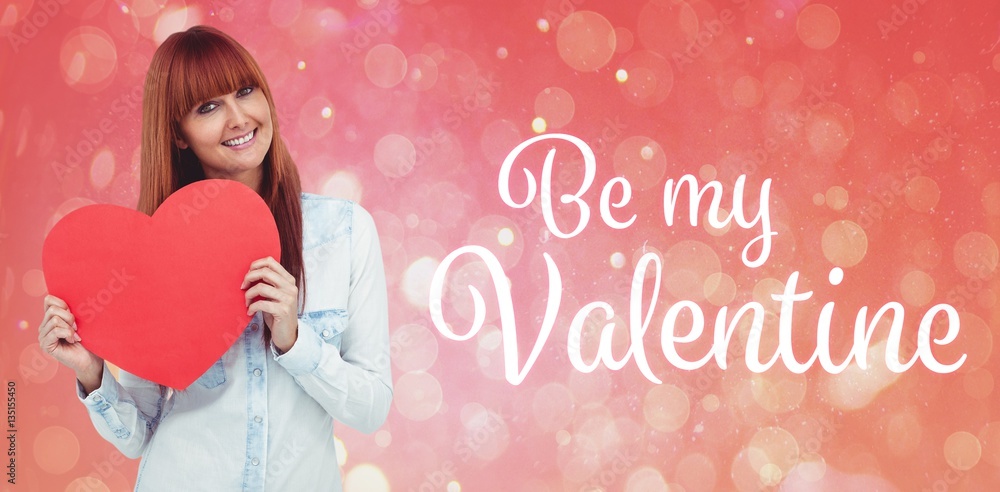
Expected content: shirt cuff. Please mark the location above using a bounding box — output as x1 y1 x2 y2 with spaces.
272 316 323 376
76 364 120 411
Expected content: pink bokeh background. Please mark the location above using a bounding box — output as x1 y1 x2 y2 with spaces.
2 0 1000 490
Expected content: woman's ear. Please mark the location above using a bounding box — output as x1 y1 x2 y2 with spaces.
175 137 189 149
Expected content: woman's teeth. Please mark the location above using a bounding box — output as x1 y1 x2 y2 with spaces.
223 129 254 147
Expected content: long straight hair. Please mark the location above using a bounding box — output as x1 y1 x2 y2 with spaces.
137 26 305 324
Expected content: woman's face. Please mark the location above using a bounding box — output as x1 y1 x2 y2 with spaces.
175 85 273 190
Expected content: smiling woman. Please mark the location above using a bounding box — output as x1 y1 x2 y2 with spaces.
38 25 392 492
140 24 302 350
174 85 274 189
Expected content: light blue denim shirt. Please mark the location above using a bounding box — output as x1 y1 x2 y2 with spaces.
75 194 393 491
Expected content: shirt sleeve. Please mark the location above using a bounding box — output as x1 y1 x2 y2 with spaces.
272 203 393 434
76 364 169 458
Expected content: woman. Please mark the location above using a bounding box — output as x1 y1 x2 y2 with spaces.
38 25 392 491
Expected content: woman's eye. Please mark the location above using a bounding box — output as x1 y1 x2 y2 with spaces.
237 86 254 97
197 102 217 114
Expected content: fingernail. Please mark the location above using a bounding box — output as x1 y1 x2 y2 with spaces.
75 333 82 342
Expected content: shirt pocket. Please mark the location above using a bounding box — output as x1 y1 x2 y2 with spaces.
194 357 226 389
301 309 348 351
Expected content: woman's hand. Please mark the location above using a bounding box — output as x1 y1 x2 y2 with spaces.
39 295 104 393
242 256 299 353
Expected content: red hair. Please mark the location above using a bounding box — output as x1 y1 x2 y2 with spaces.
137 25 306 319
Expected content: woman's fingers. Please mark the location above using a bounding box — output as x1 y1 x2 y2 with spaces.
244 282 290 307
40 320 81 353
44 305 76 326
41 307 77 342
259 256 295 283
242 257 295 286
241 267 287 291
242 258 298 321
42 295 75 326
247 299 281 318
43 294 68 310
38 295 101 377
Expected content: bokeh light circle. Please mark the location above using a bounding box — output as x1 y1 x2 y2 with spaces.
748 426 799 480
750 368 807 413
89 148 115 190
821 220 868 267
401 256 438 308
393 371 443 421
796 4 840 49
807 103 854 156
636 0 699 56
643 384 689 432
904 176 940 213
20 342 59 384
34 426 80 474
825 186 848 210
886 72 954 134
953 232 998 279
374 134 416 178
762 61 804 103
613 136 667 192
365 43 407 88
321 170 363 202
932 312 992 372
618 50 674 107
733 75 764 108
59 26 118 93
21 268 46 297
391 323 439 372
556 11 616 72
899 270 935 306
705 272 737 306
343 463 390 492
943 431 981 471
614 26 634 53
624 467 669 492
404 53 439 91
964 368 994 400
663 240 722 301
0 0 34 30
298 96 335 139
467 215 524 268
534 87 575 129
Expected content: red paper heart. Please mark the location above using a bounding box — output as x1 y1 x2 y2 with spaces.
42 179 281 389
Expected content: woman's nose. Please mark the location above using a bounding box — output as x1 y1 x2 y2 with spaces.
226 100 249 128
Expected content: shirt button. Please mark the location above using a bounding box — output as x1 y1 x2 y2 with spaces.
254 415 262 423
251 323 259 332
93 395 104 403
321 329 331 338
253 368 262 377
251 458 260 466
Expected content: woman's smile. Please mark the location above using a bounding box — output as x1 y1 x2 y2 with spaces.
222 128 256 149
